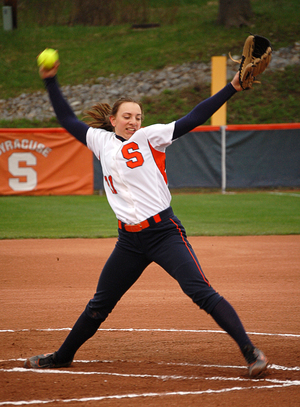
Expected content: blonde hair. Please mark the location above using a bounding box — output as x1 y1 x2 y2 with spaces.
84 97 144 131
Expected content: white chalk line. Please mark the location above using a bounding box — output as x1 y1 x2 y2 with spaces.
1 328 299 404
1 366 212 381
269 192 300 198
1 358 300 373
1 360 299 406
1 327 299 338
1 365 300 377
0 378 299 406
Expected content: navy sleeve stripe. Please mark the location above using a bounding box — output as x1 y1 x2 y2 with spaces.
44 77 89 146
173 83 236 140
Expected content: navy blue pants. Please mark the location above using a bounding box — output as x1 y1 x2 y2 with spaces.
56 206 253 363
85 207 222 322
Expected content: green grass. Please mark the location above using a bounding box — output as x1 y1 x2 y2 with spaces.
0 195 116 239
171 192 300 236
142 65 300 125
0 192 299 239
0 0 300 127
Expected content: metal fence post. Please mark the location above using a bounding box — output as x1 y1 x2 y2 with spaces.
3 6 13 31
221 125 227 194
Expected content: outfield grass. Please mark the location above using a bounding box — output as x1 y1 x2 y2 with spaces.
0 2 299 238
171 192 300 236
0 192 299 239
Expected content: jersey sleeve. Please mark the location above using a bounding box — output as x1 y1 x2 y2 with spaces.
142 121 176 151
86 127 113 160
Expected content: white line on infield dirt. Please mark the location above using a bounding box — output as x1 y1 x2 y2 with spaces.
1 327 299 338
0 379 299 406
1 362 300 375
3 359 300 372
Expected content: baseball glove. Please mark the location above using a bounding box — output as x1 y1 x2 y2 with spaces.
230 35 272 90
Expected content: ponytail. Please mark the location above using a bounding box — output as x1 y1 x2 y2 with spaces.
83 103 113 131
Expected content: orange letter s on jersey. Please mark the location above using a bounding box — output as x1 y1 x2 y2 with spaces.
122 142 144 169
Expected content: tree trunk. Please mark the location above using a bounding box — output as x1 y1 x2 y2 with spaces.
218 0 253 27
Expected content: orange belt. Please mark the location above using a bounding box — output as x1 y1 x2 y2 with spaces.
118 213 162 232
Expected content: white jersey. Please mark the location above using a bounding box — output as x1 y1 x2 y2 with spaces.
86 122 176 224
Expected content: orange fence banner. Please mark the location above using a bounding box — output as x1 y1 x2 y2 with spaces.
191 123 300 132
0 129 93 195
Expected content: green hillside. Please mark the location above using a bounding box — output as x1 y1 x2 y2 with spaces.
1 0 299 127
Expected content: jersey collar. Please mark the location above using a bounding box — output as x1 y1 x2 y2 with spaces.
115 134 126 143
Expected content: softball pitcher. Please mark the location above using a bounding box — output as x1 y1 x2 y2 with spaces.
24 58 268 378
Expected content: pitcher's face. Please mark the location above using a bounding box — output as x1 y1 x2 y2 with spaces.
110 102 142 140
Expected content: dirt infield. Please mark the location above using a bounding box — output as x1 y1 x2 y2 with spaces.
1 236 300 406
